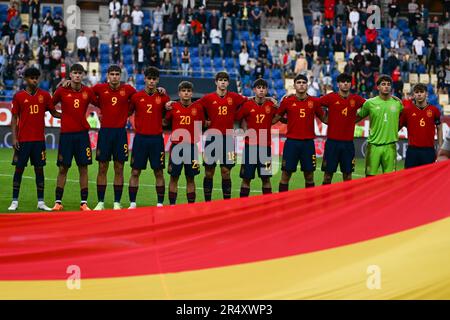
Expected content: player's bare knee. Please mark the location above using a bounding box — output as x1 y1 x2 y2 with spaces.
241 179 251 188
280 170 291 184
205 167 215 179
98 162 109 175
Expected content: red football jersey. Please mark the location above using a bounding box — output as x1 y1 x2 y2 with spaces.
11 89 54 142
400 100 441 148
92 83 136 128
277 95 324 140
236 99 277 146
198 91 247 134
130 90 170 135
166 101 204 144
320 92 366 141
52 85 97 133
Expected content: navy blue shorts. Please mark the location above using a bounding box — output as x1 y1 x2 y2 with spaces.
168 143 200 177
96 128 128 162
321 139 355 174
240 145 272 180
203 134 235 169
282 138 316 172
12 141 46 168
130 134 165 170
404 146 436 169
57 131 92 167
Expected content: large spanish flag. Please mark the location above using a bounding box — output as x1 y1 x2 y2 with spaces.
1 161 450 299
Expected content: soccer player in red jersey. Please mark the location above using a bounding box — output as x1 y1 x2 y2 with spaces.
399 83 443 168
236 79 278 197
91 65 137 210
128 67 170 208
319 73 366 184
8 67 61 211
272 73 326 191
51 64 97 211
163 81 205 205
197 71 247 201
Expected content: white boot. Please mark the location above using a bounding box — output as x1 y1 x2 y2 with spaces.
8 201 18 211
37 201 52 211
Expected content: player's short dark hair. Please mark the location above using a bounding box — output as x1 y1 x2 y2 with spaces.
252 78 268 88
178 81 193 91
70 63 85 73
144 66 160 78
24 67 41 78
215 71 230 81
413 83 427 92
376 74 392 86
294 73 308 83
107 64 121 74
336 73 352 83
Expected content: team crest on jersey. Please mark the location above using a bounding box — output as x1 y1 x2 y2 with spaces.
155 96 161 104
390 105 396 112
38 95 44 103
265 105 272 114
191 108 198 116
120 89 126 97
349 99 355 107
427 110 433 118
82 92 88 100
227 97 233 105
308 100 314 108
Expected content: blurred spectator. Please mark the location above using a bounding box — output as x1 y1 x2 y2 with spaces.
131 6 144 35
427 43 438 74
239 46 249 76
323 19 334 47
335 0 346 23
223 25 233 57
389 0 400 24
88 70 100 86
127 75 135 87
177 19 189 45
89 31 99 62
322 58 333 91
324 0 334 21
198 29 209 57
349 7 359 35
239 2 249 31
134 42 145 73
265 0 277 26
254 58 265 79
109 12 120 39
257 38 269 61
112 37 121 64
312 20 321 47
9 11 21 33
294 33 303 52
76 30 88 62
162 0 173 25
308 0 322 23
51 69 62 93
181 46 190 76
294 53 307 74
251 1 263 37
148 41 159 67
304 38 315 69
153 5 164 33
121 16 132 44
183 0 195 10
210 27 221 58
29 18 40 48
287 17 295 45
278 0 289 28
412 36 425 61
160 42 172 69
317 38 328 61
272 40 281 67
30 0 40 21
109 0 121 17
389 23 401 49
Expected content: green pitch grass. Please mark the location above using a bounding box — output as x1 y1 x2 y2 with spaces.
0 148 405 213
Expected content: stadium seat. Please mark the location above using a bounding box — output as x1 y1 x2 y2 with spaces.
443 104 450 116
271 69 282 80
39 81 50 91
409 74 419 84
439 94 449 106
274 79 284 90
213 58 223 69
100 44 109 55
276 89 286 98
123 55 133 65
419 74 430 84
431 74 438 86
243 87 252 96
100 54 110 64
335 52 345 62
4 80 14 89
53 6 63 17
202 58 212 68
403 83 411 95
225 58 235 69
136 83 145 91
122 45 133 55
5 90 14 100
125 65 134 75
136 74 145 85
42 6 51 17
